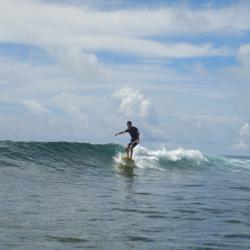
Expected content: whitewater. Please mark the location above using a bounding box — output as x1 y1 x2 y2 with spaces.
0 141 250 249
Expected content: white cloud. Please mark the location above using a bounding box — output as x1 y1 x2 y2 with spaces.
239 123 250 137
0 0 242 59
222 43 250 81
46 46 110 81
23 99 50 114
65 36 229 58
2 0 250 38
234 123 250 151
112 86 158 124
221 43 250 120
236 43 250 79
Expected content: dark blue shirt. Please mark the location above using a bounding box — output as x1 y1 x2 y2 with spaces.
125 126 139 141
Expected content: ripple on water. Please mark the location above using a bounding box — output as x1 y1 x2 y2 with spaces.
146 214 167 219
201 207 233 214
229 186 250 192
224 234 250 240
183 184 204 187
46 236 88 243
139 228 163 233
133 192 151 196
189 202 207 206
112 207 165 215
183 217 205 221
127 236 155 242
175 209 198 214
224 219 242 224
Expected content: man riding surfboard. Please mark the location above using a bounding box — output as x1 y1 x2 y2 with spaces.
114 121 140 159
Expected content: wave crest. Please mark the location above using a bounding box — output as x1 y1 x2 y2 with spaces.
133 146 208 169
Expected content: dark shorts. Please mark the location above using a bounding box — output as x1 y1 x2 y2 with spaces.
127 140 138 149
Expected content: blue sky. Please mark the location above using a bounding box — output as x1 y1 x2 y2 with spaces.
0 0 250 155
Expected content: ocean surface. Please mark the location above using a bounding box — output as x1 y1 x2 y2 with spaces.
0 141 250 250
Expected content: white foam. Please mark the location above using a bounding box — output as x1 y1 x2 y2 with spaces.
113 145 207 170
114 145 250 171
132 145 207 169
113 152 124 165
135 146 206 161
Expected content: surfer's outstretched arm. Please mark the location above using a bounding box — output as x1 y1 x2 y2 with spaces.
114 131 126 136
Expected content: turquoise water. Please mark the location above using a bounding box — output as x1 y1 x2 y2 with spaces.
0 141 250 249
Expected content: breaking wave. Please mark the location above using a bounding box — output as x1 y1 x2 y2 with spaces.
0 141 249 171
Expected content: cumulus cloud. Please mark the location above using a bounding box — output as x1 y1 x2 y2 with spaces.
239 123 250 137
23 99 50 114
112 86 158 124
234 123 250 150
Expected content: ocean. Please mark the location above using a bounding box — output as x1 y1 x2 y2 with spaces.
0 141 250 249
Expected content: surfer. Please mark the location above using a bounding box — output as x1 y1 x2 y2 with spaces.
114 121 140 159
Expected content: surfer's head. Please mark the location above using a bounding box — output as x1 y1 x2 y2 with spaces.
127 121 132 129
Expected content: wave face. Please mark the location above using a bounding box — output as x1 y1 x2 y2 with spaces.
0 141 249 171
0 141 122 169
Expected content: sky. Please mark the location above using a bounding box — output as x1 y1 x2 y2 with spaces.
0 0 250 155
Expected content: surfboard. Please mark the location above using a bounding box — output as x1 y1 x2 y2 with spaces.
121 157 135 167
